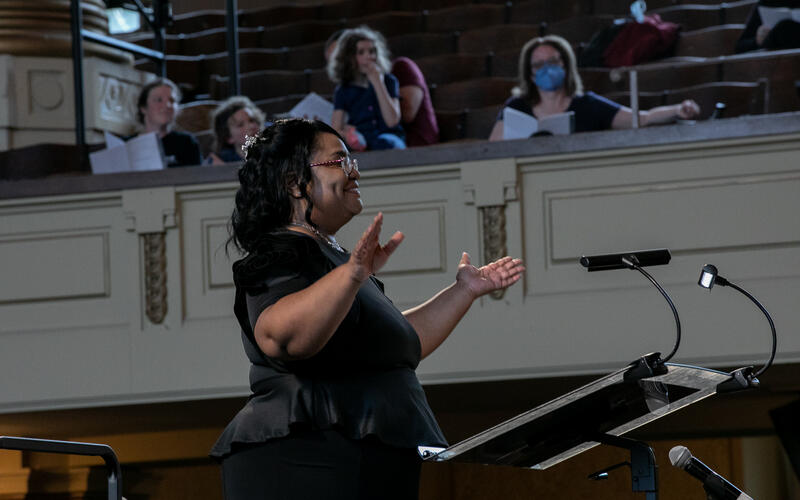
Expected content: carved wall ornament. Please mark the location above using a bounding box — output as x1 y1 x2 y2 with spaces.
30 70 64 110
481 205 507 300
143 232 167 324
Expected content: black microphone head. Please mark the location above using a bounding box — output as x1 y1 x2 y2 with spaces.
669 445 691 469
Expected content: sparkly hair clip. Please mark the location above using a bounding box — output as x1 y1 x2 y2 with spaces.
242 134 260 159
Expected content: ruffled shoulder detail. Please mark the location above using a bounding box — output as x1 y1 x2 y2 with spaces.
232 232 329 289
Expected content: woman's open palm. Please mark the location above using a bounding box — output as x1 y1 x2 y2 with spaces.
349 212 404 282
456 253 525 298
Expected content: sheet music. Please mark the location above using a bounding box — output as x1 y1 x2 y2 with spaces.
503 107 574 139
758 6 800 28
287 92 335 125
502 107 540 139
89 131 165 174
126 132 166 171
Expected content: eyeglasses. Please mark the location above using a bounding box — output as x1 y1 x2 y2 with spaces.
310 157 359 176
531 56 563 71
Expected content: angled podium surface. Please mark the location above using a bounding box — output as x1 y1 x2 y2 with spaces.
420 358 732 470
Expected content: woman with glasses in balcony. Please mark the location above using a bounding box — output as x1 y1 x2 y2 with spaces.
211 118 523 499
489 35 701 141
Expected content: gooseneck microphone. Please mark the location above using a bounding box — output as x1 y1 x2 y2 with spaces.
669 446 753 500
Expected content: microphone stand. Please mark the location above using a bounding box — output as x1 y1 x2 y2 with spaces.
589 434 658 500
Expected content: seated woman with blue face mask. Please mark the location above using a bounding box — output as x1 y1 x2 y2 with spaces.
489 35 701 140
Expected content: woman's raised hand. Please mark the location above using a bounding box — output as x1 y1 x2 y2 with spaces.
456 253 525 299
348 212 404 283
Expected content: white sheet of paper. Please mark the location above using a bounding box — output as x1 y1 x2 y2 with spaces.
288 92 335 125
89 145 129 174
538 111 575 135
502 107 540 140
792 8 800 22
758 6 793 29
104 131 125 149
126 132 166 171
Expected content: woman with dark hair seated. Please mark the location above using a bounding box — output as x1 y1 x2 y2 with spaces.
135 78 202 167
210 118 524 499
489 35 701 141
207 96 266 164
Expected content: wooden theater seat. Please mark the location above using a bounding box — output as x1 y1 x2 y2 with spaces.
422 4 507 33
414 53 490 86
458 25 539 54
653 0 756 31
386 32 459 60
542 15 618 45
674 24 744 57
580 59 722 94
605 79 768 119
722 49 800 113
508 0 594 24
431 77 516 111
168 10 226 35
175 100 219 133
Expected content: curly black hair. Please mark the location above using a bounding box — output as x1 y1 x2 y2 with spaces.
228 119 345 255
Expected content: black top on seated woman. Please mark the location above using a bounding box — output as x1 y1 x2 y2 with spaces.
211 119 524 500
489 35 702 141
134 78 202 167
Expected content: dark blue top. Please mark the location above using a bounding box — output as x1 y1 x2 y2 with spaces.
210 232 447 458
333 74 405 142
217 146 243 163
499 92 622 132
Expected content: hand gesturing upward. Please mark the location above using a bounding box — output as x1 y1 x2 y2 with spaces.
348 212 404 283
456 253 525 299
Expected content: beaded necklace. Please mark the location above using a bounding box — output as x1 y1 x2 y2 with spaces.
287 222 345 252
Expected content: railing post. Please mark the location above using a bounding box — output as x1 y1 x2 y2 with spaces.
69 0 86 148
226 0 241 96
630 69 640 129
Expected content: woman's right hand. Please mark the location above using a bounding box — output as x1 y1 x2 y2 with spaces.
347 212 404 282
362 62 384 85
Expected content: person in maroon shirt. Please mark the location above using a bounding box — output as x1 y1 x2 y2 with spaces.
391 57 439 147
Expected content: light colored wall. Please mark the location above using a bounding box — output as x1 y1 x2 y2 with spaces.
1 130 799 413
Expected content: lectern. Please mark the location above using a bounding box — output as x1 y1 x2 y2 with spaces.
419 353 735 499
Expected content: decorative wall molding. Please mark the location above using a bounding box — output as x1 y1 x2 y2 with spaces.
481 205 507 300
143 232 167 324
0 55 146 151
123 187 177 325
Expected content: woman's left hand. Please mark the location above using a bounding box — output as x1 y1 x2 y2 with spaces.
456 253 525 299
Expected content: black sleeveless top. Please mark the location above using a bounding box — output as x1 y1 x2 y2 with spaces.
210 231 447 458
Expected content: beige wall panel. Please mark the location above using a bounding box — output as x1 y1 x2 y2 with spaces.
0 195 136 411
179 186 238 322
0 232 108 303
336 167 475 310
0 196 134 332
0 325 132 410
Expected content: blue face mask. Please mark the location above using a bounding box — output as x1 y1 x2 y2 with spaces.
534 64 566 91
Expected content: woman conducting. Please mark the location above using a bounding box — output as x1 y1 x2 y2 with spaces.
489 35 701 140
211 118 524 499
